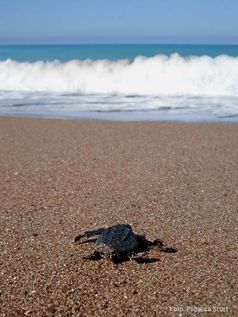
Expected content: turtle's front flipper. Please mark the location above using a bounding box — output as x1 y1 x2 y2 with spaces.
74 227 105 243
77 238 97 245
84 227 105 238
74 234 84 243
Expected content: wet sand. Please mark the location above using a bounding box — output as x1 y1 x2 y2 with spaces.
0 117 237 316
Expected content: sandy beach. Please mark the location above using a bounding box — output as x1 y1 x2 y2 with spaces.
0 117 237 316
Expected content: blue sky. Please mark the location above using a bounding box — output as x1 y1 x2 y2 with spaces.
0 0 238 44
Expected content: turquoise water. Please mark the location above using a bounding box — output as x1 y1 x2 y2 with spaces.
0 44 238 122
1 44 238 62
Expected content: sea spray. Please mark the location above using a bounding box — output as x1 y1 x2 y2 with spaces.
0 54 238 97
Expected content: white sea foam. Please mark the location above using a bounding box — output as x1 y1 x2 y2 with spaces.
0 54 238 96
1 54 238 120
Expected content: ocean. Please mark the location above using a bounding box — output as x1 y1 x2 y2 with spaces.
1 44 238 122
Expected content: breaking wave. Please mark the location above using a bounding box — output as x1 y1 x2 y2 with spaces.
1 54 238 97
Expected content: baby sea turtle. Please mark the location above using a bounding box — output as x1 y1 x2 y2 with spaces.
75 224 176 263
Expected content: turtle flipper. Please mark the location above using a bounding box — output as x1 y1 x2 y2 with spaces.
77 238 97 245
74 227 105 243
84 227 105 238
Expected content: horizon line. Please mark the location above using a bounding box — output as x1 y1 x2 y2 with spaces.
1 42 238 46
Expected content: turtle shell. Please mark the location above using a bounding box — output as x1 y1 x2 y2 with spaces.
95 224 141 253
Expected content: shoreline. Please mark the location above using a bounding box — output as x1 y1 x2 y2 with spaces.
1 112 238 124
1 117 237 316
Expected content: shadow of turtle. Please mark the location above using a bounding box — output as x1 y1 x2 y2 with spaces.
83 252 161 264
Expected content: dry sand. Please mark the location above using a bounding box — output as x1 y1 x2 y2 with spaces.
0 117 237 316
